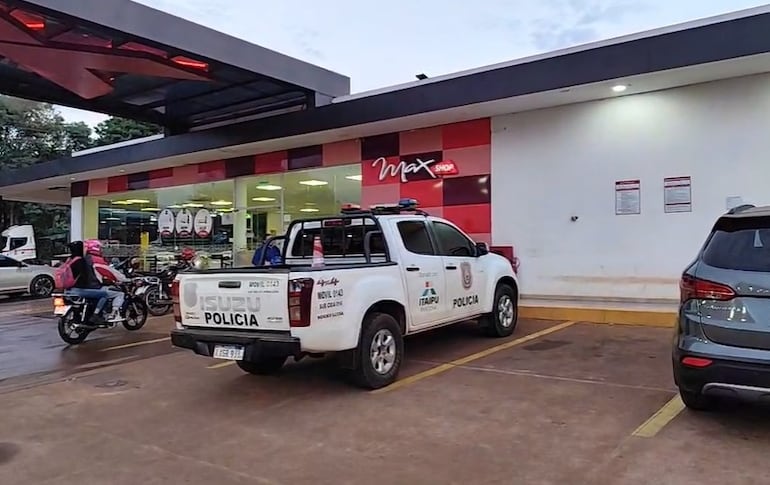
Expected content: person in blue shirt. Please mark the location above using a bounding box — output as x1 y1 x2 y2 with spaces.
252 232 282 266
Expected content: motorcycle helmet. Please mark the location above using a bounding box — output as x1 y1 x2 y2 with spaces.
84 239 103 257
180 247 196 261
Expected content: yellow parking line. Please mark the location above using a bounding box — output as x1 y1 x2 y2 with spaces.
631 395 685 438
101 337 170 352
207 360 237 369
372 320 578 394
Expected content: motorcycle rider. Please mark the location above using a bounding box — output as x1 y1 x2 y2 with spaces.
84 239 126 323
66 240 109 325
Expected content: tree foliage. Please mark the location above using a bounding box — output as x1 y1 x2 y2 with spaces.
93 117 162 146
0 95 162 240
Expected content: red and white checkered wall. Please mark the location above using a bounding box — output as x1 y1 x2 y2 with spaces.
76 118 492 243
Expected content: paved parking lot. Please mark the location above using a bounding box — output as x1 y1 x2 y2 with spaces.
0 299 768 484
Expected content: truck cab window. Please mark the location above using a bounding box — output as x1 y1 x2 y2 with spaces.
397 221 434 255
432 222 474 257
9 237 27 250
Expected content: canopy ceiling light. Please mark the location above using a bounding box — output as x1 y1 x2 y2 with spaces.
345 175 363 181
298 180 328 186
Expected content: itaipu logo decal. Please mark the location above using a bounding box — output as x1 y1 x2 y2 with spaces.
460 262 472 290
418 281 440 310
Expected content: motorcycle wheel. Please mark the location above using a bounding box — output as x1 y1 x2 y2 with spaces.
144 286 172 316
123 298 149 331
58 309 90 345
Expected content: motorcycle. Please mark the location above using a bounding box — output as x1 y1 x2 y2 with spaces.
52 278 148 345
137 260 191 316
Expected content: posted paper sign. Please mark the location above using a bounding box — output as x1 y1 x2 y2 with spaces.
615 179 641 215
175 209 193 237
664 176 692 213
194 209 213 237
157 209 175 237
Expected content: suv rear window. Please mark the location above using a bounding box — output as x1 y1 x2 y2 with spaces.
702 216 770 272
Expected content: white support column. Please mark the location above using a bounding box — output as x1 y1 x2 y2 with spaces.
70 196 99 241
70 197 84 241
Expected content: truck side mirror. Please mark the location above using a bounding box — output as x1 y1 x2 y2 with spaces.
475 242 488 256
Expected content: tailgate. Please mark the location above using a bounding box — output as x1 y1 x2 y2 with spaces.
178 273 290 331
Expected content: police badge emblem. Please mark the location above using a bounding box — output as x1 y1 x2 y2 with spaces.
460 262 472 289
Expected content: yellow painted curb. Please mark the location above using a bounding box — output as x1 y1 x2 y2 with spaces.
520 305 676 327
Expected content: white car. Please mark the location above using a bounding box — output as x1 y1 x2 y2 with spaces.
170 200 519 389
0 255 56 298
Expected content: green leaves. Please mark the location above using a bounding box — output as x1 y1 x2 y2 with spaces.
0 96 162 243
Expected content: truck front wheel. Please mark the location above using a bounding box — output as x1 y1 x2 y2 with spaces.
351 312 403 389
237 356 287 375
480 283 518 337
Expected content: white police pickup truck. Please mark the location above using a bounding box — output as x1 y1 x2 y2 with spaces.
171 199 518 389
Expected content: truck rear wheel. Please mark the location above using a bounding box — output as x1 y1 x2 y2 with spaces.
237 356 286 375
351 312 403 389
480 283 518 337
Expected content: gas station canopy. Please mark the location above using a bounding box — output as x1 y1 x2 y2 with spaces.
0 0 350 131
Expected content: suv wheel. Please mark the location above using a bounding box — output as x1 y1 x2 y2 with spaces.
350 312 403 389
679 388 714 411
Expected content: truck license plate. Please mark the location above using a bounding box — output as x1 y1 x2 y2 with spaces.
213 344 244 361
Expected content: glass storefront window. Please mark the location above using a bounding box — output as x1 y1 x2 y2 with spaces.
85 163 361 266
243 164 361 247
89 180 234 264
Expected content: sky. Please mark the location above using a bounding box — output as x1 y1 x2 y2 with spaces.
56 0 769 127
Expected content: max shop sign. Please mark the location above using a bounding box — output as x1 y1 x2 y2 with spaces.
373 156 459 183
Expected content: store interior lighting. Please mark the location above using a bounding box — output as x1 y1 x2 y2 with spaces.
300 208 320 212
298 179 328 186
140 207 160 211
252 197 276 202
182 202 204 208
345 175 362 181
256 183 283 191
210 200 232 206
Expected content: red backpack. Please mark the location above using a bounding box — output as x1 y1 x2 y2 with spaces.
55 256 81 289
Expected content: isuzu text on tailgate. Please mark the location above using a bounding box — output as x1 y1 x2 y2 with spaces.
170 199 519 389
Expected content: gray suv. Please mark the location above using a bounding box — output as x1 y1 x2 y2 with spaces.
673 204 770 410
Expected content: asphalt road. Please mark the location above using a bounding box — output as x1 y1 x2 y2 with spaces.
0 297 177 393
2 298 770 484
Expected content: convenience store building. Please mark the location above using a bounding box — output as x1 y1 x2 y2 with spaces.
2 1 770 321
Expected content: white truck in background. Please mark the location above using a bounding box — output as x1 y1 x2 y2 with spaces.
170 200 519 389
1 225 37 261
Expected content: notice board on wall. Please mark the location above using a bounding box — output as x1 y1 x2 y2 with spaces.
664 176 692 213
615 179 641 215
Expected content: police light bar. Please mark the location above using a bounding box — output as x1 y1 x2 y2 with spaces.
398 198 419 209
340 203 361 214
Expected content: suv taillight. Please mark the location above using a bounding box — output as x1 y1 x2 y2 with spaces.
171 279 181 324
680 274 735 303
288 278 314 327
